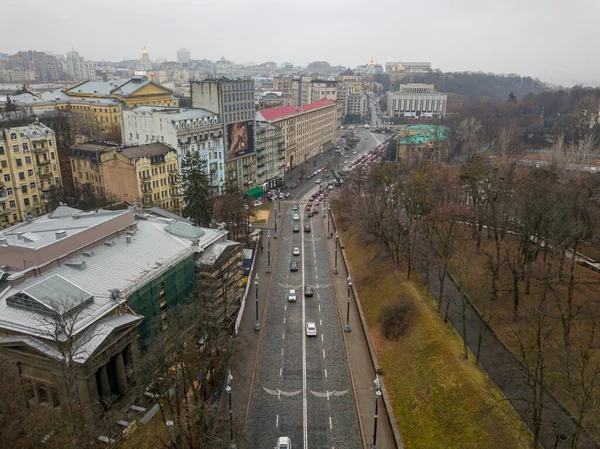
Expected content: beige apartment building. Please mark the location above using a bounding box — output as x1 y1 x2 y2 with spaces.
0 124 61 229
69 142 180 212
256 98 338 170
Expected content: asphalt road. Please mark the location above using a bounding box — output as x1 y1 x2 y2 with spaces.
248 131 384 449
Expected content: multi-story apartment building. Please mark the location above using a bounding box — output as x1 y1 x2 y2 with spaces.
177 48 191 64
9 51 60 81
122 106 225 192
385 61 432 74
66 50 97 81
0 204 237 420
256 98 338 170
273 74 291 91
69 141 180 211
190 77 257 191
387 84 447 119
339 70 362 93
346 92 368 122
0 124 61 228
255 122 285 190
291 76 338 107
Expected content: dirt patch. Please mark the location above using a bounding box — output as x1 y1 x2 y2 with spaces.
252 209 270 223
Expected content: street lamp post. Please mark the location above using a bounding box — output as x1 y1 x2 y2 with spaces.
371 376 382 449
333 232 339 274
327 205 331 234
226 371 237 449
552 421 567 448
254 275 260 331
274 205 278 236
267 229 272 264
345 275 352 332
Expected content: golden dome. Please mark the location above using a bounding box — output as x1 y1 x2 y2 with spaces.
142 46 149 55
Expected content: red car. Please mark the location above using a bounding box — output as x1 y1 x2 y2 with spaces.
304 225 311 233
305 206 312 212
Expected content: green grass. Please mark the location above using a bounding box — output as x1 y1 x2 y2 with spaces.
252 219 266 225
343 231 531 449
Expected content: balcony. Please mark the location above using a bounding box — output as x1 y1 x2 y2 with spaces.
279 154 285 160
37 159 51 166
33 145 48 154
0 190 7 202
168 176 177 185
38 171 53 180
0 208 11 216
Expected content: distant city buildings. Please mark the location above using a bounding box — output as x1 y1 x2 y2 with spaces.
0 124 61 228
122 106 225 192
256 98 338 171
7 51 60 81
139 47 152 71
385 61 431 74
215 57 234 75
66 50 97 81
387 84 447 119
255 122 285 189
177 48 191 64
190 77 256 191
291 76 338 107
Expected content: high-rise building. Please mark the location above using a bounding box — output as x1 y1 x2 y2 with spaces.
0 124 61 228
255 123 285 190
177 48 190 64
291 76 338 107
8 51 60 81
190 77 256 191
66 50 97 81
387 84 447 119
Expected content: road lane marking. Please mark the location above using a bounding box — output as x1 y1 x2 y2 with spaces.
329 417 333 429
324 368 328 378
318 293 320 299
282 332 285 339
320 319 322 326
281 348 284 356
316 274 318 279
284 304 287 311
321 334 323 342
323 349 326 359
283 317 286 324
276 415 279 427
318 304 321 312
301 212 308 449
280 367 283 377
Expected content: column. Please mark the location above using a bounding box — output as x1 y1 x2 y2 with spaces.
97 365 111 400
114 352 128 396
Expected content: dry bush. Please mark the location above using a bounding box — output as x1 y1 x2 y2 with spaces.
378 294 416 340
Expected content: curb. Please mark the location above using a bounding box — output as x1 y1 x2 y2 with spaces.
330 208 405 449
322 212 366 448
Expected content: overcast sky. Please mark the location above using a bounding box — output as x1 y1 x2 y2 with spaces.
2 0 600 86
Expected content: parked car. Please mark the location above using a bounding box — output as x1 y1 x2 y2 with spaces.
304 286 314 297
290 261 298 272
291 184 297 189
285 192 291 198
305 322 317 336
288 289 297 302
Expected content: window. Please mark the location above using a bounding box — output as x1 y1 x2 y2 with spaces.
24 198 30 207
1 161 6 168
29 182 36 190
6 188 12 195
51 152 55 160
22 143 28 151
25 156 31 164
16 158 22 167
21 185 27 194
9 200 15 208
12 145 19 153
27 169 33 177
48 140 53 147
3 174 10 182
0 146 4 155
19 172 25 181
9 133 17 139
33 195 38 203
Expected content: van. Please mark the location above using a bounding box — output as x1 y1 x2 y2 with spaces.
276 437 291 449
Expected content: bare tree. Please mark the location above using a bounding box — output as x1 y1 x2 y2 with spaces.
457 117 482 161
497 126 517 157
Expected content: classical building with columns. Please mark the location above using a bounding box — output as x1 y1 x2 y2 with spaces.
0 203 233 420
386 83 447 119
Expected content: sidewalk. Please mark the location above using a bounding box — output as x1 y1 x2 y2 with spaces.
229 205 280 448
321 207 400 449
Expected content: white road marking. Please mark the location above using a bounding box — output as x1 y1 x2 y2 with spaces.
281 348 284 356
320 319 322 326
318 304 321 312
324 368 328 378
316 274 318 279
329 417 333 429
315 266 318 271
276 415 279 427
284 304 287 311
282 332 285 339
278 390 281 400
321 334 324 342
318 293 320 299
323 349 326 359
301 213 308 449
280 367 283 377
327 390 330 400
283 317 286 324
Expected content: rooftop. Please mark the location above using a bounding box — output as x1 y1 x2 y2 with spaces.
400 125 449 145
0 207 227 342
120 142 174 159
130 106 219 122
0 123 55 140
256 97 336 122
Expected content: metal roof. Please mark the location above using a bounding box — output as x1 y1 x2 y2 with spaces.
18 274 94 317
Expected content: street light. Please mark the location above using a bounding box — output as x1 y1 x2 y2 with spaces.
254 275 260 331
552 421 567 449
274 205 278 236
371 376 382 449
345 275 352 332
327 205 331 238
226 371 237 449
333 232 339 274
266 231 271 274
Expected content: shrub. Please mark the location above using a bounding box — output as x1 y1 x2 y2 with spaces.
378 295 415 340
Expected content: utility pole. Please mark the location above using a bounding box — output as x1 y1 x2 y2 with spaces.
333 232 339 274
345 275 352 332
371 376 382 449
266 231 271 274
226 371 237 449
254 274 260 331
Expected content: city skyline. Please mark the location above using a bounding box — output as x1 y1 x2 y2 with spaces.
1 0 599 86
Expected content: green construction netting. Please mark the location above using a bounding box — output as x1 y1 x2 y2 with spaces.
127 255 196 350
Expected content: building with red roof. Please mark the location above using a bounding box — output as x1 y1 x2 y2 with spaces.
256 98 339 170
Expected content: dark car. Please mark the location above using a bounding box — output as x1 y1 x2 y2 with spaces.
292 204 298 211
293 224 300 233
304 286 314 297
304 225 311 233
308 211 314 218
290 261 298 272
313 208 319 215
291 184 297 189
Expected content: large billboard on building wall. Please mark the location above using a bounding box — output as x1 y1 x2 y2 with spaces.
227 121 254 159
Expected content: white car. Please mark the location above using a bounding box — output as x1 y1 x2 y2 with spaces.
316 179 322 184
276 437 292 449
293 214 299 221
293 247 300 256
288 289 297 302
353 151 357 155
306 322 317 336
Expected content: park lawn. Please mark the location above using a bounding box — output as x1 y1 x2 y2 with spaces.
342 230 531 449
251 219 266 225
255 202 272 211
